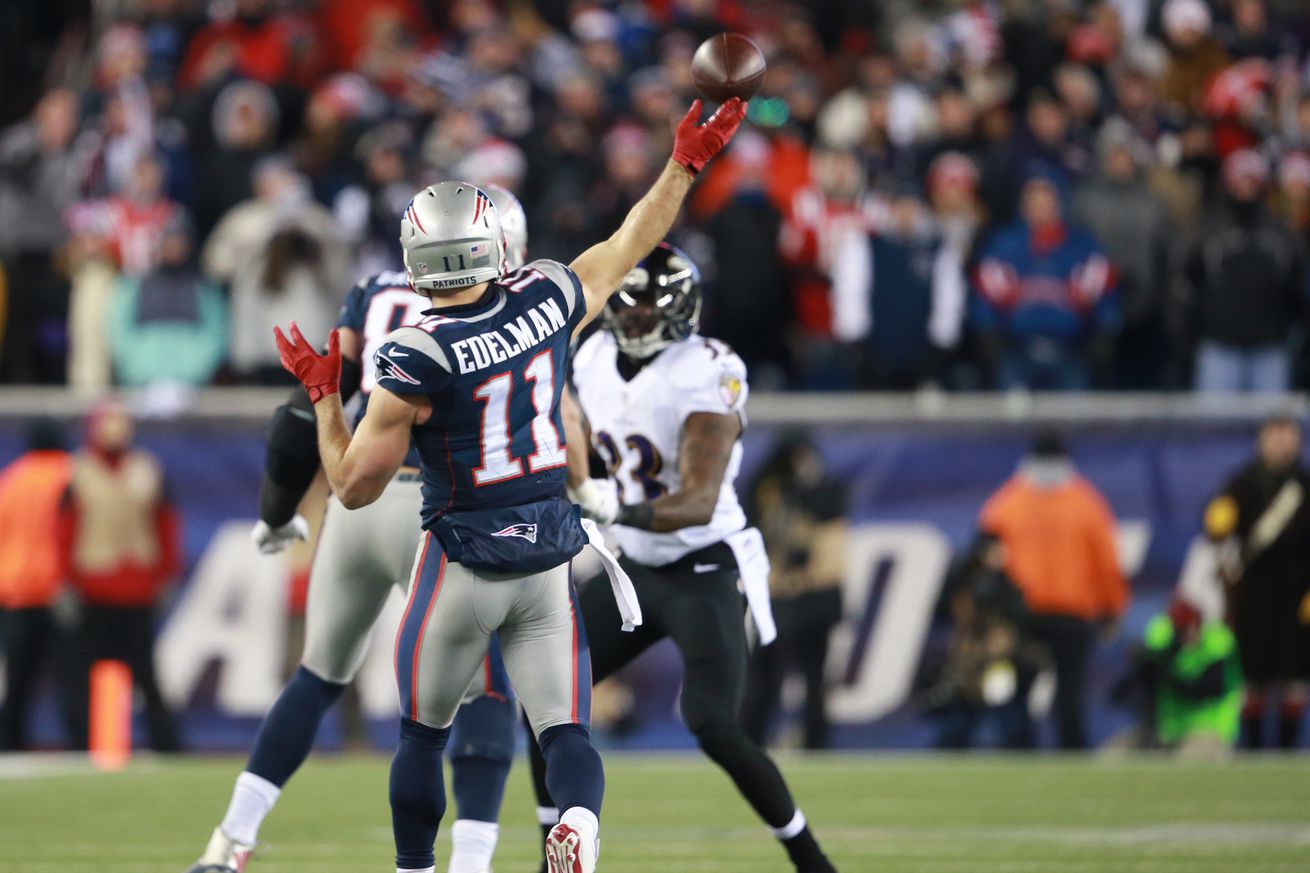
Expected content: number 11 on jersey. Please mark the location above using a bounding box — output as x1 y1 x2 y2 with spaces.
471 350 566 485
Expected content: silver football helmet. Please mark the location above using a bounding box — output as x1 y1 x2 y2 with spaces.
484 184 528 270
400 181 506 295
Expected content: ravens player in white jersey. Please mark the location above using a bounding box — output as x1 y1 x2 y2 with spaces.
271 100 746 873
185 187 531 873
534 244 838 873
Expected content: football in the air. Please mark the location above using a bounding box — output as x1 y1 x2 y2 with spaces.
690 32 766 104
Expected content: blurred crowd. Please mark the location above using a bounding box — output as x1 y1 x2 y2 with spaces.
5 0 1310 392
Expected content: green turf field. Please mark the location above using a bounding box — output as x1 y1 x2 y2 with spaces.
1 753 1308 872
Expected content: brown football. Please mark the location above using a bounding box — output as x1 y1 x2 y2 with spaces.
690 32 766 104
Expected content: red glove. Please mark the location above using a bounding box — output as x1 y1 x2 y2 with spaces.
671 97 748 176
274 322 341 404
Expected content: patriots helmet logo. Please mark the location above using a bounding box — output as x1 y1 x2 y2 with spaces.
374 349 420 385
491 523 538 544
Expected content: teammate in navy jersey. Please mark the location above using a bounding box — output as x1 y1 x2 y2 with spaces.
273 99 746 873
185 187 531 873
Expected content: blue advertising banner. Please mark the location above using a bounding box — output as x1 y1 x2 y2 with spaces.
0 413 1272 750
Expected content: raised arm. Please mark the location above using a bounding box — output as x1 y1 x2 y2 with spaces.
569 99 746 334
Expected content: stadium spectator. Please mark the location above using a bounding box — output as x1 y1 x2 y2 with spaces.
58 401 181 751
741 434 847 751
0 88 82 384
1204 414 1310 749
332 121 417 278
1133 597 1242 752
779 144 870 389
5 0 1310 391
0 419 78 750
700 132 790 386
68 150 184 280
1177 149 1307 393
107 213 226 388
929 533 1043 750
981 90 1092 225
66 150 188 390
971 176 1120 391
178 0 323 91
203 156 346 383
980 431 1129 749
832 186 965 388
1072 121 1172 388
1218 0 1295 63
191 79 281 238
1159 0 1230 114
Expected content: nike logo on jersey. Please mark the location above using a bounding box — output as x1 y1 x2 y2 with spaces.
491 523 539 544
450 299 567 374
389 349 409 357
694 563 721 573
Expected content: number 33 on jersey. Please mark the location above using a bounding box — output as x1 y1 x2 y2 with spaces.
369 260 584 529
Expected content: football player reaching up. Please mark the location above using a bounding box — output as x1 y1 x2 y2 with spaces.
186 186 531 873
539 244 838 873
273 99 745 873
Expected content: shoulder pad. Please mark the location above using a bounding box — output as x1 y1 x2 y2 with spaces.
521 259 584 321
373 326 452 395
668 337 748 417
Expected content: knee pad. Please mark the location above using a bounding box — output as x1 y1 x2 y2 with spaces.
449 697 515 764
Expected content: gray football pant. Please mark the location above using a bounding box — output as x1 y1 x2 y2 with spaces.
300 475 423 684
395 531 589 736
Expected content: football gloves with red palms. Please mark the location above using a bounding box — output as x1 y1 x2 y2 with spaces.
671 97 748 176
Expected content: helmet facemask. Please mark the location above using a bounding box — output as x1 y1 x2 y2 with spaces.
602 246 702 359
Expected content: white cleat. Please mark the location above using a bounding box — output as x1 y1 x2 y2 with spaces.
544 821 597 873
183 827 254 873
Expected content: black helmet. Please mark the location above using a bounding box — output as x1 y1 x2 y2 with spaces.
602 242 702 359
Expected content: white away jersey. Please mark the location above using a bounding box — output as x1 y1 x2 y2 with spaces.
572 331 749 566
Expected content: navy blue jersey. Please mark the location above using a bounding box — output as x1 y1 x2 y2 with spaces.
336 269 427 466
372 260 586 528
